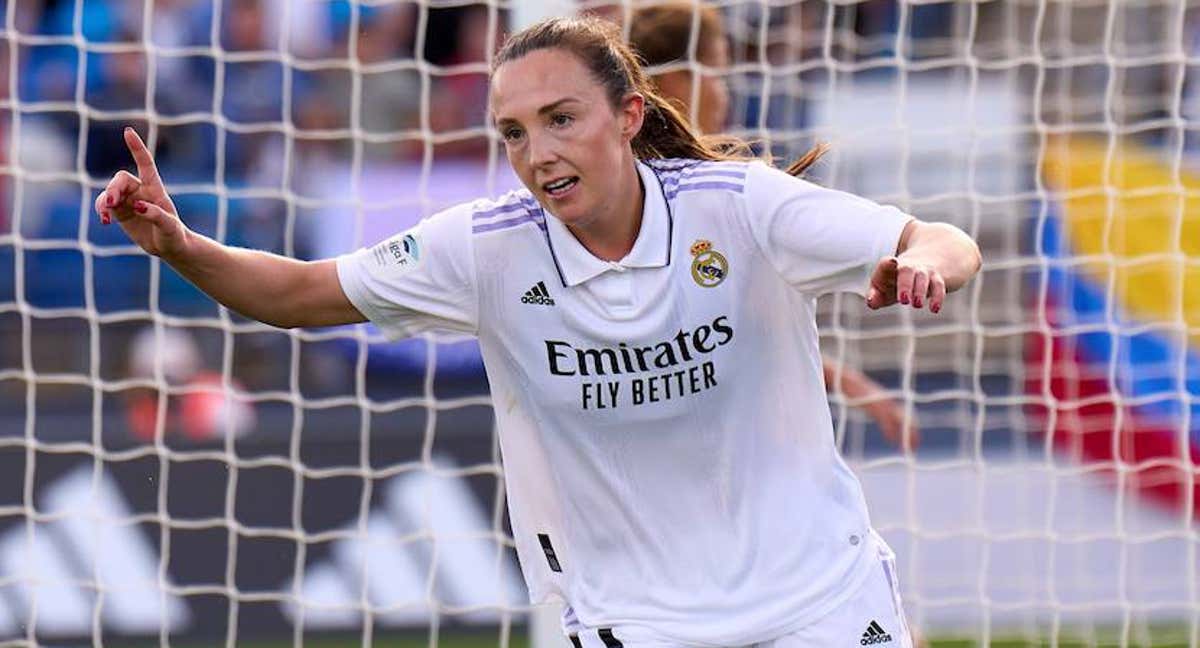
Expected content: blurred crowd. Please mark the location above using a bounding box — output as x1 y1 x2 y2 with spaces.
0 0 521 438
0 0 961 314
3 0 513 315
0 0 965 440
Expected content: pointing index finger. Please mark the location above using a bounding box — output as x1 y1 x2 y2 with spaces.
123 127 159 183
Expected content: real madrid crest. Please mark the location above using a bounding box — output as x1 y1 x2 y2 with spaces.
689 239 728 288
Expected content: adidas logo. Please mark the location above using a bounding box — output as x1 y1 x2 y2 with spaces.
0 465 190 635
521 281 555 306
860 620 893 645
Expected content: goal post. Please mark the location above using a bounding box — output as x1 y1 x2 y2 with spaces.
0 1 1197 647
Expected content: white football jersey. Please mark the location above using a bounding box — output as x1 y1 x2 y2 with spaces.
336 159 912 645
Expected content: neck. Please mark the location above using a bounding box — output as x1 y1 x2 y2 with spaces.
568 159 644 262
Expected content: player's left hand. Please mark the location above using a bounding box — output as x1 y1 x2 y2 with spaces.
866 256 946 313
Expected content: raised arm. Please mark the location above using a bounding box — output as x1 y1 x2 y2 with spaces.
865 220 982 313
97 127 366 329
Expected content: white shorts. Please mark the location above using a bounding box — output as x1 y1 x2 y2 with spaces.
565 535 914 648
755 538 914 648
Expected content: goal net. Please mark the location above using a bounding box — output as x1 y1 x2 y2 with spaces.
0 0 1196 646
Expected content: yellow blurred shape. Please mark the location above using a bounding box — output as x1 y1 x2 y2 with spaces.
1041 136 1200 339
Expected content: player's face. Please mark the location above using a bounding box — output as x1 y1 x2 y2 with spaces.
491 48 643 228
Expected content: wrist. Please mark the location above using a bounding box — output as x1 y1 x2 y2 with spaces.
160 225 197 266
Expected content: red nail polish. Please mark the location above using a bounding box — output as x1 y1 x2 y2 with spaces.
105 194 114 207
900 292 908 304
932 303 940 313
134 201 147 213
914 297 922 308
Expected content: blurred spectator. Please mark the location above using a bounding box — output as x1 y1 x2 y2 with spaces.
0 46 11 236
7 0 46 35
41 0 142 41
220 0 285 181
124 325 255 441
5 0 528 402
85 30 152 177
263 0 332 60
86 34 147 112
352 3 422 141
150 0 217 119
428 4 502 157
149 0 210 51
626 1 730 135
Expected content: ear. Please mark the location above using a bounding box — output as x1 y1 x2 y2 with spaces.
617 92 646 143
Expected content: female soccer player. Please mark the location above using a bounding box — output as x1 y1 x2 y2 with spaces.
628 1 917 450
97 15 980 648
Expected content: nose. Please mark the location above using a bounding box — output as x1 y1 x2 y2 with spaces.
526 130 558 169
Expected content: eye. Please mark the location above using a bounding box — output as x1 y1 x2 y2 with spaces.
501 126 524 143
550 112 574 128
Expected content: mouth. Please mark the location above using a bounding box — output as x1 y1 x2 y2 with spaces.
541 176 579 198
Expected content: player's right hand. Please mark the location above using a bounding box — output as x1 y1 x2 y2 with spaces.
862 392 920 452
95 127 188 260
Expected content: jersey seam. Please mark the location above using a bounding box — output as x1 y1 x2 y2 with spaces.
463 208 483 336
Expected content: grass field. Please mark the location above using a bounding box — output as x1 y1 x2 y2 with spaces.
115 624 1194 648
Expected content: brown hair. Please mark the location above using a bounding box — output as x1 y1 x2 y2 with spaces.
493 14 824 177
628 2 725 71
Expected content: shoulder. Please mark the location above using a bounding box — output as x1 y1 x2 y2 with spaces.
739 160 832 209
465 189 546 238
387 190 541 259
644 157 753 200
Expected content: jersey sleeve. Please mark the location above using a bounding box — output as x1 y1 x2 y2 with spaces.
743 161 913 296
335 203 478 340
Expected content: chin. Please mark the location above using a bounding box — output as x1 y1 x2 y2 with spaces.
546 207 581 227
544 199 592 228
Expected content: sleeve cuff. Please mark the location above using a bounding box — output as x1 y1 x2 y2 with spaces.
856 206 914 297
873 206 914 261
335 254 417 341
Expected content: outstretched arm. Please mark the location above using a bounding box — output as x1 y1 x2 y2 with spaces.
97 127 366 329
865 220 981 313
822 358 919 451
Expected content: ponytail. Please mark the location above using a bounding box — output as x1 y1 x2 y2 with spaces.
783 142 830 177
495 16 826 178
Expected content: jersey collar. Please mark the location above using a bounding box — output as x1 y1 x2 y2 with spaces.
543 160 672 287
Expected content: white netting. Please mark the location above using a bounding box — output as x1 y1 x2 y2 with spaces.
0 0 1198 646
1 0 522 646
724 0 1200 644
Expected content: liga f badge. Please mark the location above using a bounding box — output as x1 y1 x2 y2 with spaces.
689 239 728 288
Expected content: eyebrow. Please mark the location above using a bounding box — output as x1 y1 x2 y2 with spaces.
495 98 582 126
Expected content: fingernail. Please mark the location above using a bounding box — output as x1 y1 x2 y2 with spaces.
134 201 147 213
931 303 940 314
914 296 922 308
101 211 110 224
900 291 908 304
105 194 113 207
124 126 132 134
